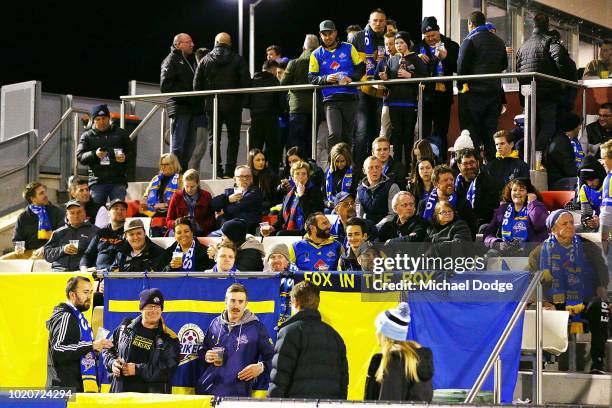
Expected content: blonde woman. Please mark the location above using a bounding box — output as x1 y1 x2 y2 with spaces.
364 303 433 402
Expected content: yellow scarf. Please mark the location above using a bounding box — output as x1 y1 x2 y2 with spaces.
496 150 520 159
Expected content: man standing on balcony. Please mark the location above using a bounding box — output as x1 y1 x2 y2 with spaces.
161 33 202 172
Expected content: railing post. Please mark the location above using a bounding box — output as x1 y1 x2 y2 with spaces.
493 357 502 404
417 83 423 141
27 130 39 183
160 107 167 155
521 84 531 168
72 112 80 177
59 95 74 193
311 89 318 161
581 87 587 135
535 280 543 405
120 100 126 129
212 94 219 179
530 77 537 170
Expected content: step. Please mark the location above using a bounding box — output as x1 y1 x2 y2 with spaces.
514 370 612 405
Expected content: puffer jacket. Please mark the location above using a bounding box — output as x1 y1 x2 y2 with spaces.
193 43 251 112
249 71 283 115
516 28 573 100
457 26 507 95
160 47 202 116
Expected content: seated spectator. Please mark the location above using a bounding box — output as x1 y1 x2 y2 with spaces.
289 212 343 271
578 156 607 231
585 103 612 156
68 176 108 228
417 165 477 237
483 178 548 255
279 147 324 194
207 219 264 272
378 191 428 243
265 243 297 273
141 153 182 235
267 161 324 237
357 242 387 272
544 113 583 191
329 192 376 246
81 199 127 271
527 210 609 374
205 242 239 273
166 217 214 272
211 166 263 234
484 130 529 198
323 143 360 212
44 201 98 272
425 200 473 258
111 219 167 272
1 182 65 260
357 156 400 227
454 148 499 230
248 148 281 214
372 136 407 189
409 139 438 182
365 303 433 402
582 41 611 79
339 217 370 271
407 158 434 203
166 169 215 236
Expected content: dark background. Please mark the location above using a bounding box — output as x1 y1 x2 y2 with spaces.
1 1 422 100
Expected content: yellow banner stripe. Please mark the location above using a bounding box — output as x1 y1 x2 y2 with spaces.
108 300 275 314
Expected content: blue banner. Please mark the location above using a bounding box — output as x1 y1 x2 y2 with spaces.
103 275 281 391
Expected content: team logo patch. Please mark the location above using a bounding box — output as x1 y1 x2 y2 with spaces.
314 259 328 270
338 52 347 59
83 352 96 371
178 323 204 366
327 250 336 259
330 61 340 70
237 333 249 347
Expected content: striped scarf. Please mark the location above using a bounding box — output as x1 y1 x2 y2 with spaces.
325 166 353 202
570 139 585 169
29 205 52 240
174 240 196 272
501 203 529 243
145 173 180 216
283 183 310 231
66 303 98 392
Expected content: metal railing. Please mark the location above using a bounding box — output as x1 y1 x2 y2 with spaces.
120 71 590 179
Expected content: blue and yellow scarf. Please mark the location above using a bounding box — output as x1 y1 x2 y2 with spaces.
29 204 52 240
325 166 352 203
144 173 180 216
66 303 98 392
570 139 585 169
501 203 529 242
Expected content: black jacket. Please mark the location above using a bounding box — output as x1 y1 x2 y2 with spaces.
415 35 460 101
249 71 283 115
483 157 530 199
193 43 250 112
426 219 473 258
417 195 478 238
380 52 428 104
273 184 325 233
253 167 281 213
457 27 508 95
163 240 214 272
102 315 180 393
544 133 578 187
211 186 263 234
80 224 126 270
586 121 612 156
76 124 132 186
160 47 201 116
46 303 94 391
378 214 429 243
383 157 408 190
364 348 434 402
111 238 167 272
455 170 499 228
44 221 99 271
267 309 348 399
13 204 65 250
516 28 573 101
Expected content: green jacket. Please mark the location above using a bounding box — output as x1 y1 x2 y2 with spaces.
280 50 314 114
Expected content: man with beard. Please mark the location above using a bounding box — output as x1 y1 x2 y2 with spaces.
196 283 274 396
46 276 113 391
289 212 343 271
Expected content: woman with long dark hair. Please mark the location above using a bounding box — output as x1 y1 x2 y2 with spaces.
247 148 280 214
407 158 434 204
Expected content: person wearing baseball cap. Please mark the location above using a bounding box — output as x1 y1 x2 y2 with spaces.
528 209 609 374
110 218 166 272
364 302 433 401
102 288 180 393
76 103 131 206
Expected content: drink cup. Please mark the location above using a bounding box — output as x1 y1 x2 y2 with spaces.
212 346 225 366
173 252 183 263
69 240 79 250
601 70 609 79
114 148 124 157
234 187 244 195
15 241 25 255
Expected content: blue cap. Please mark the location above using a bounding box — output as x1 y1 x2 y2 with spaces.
485 21 496 31
333 192 352 207
375 302 411 341
90 104 110 119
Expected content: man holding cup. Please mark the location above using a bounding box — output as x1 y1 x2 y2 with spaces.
44 200 98 271
196 283 274 397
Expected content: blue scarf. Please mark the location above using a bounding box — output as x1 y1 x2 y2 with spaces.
580 184 602 215
422 189 457 220
570 139 585 169
212 264 238 273
501 203 529 242
466 25 489 39
364 27 377 77
145 173 180 216
325 166 353 203
283 182 311 231
420 43 445 92
174 239 196 272
66 303 98 392
29 204 52 240
183 190 200 219
455 174 477 208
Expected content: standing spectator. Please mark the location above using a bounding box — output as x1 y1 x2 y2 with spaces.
160 33 200 171
586 102 612 156
2 182 64 260
197 283 275 396
484 130 530 199
544 112 583 190
386 19 398 35
76 104 132 205
266 45 289 64
379 32 398 138
165 217 213 272
356 156 400 226
248 149 280 214
81 199 127 271
516 13 573 153
46 276 113 391
407 158 435 204
417 16 460 155
44 201 98 272
378 31 428 165
457 11 508 161
323 143 359 212
281 34 320 158
289 212 343 271
365 303 433 402
583 41 612 79
377 191 428 243
166 169 215 236
268 280 348 399
194 32 250 178
141 153 182 236
350 8 388 164
102 288 180 393
345 25 363 43
111 219 167 272
189 47 212 172
250 60 283 170
68 176 108 228
577 156 607 232
207 219 265 272
372 136 407 190
339 217 370 271
309 20 365 154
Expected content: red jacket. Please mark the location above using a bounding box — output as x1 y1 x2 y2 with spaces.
166 188 215 235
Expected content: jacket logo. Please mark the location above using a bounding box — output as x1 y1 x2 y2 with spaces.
237 334 249 346
338 52 347 59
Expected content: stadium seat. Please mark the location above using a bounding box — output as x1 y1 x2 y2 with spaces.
201 179 235 196
31 260 52 272
262 236 302 254
540 191 575 211
126 200 140 217
578 232 600 243
0 260 34 273
521 310 570 355
150 237 175 249
325 214 339 225
197 237 221 247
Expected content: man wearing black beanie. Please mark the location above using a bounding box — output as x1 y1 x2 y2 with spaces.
543 112 583 190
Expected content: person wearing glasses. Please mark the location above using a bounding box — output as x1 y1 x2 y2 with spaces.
141 153 182 236
426 200 472 259
377 191 428 243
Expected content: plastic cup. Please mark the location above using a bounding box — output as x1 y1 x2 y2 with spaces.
212 346 225 366
69 240 79 250
601 71 609 79
14 241 25 255
114 148 124 156
234 187 244 195
173 252 183 263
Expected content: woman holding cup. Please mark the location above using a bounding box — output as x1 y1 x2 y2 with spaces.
164 217 213 272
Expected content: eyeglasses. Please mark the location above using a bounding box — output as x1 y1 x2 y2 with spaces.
143 305 162 311
160 162 171 166
436 210 453 216
235 175 252 179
